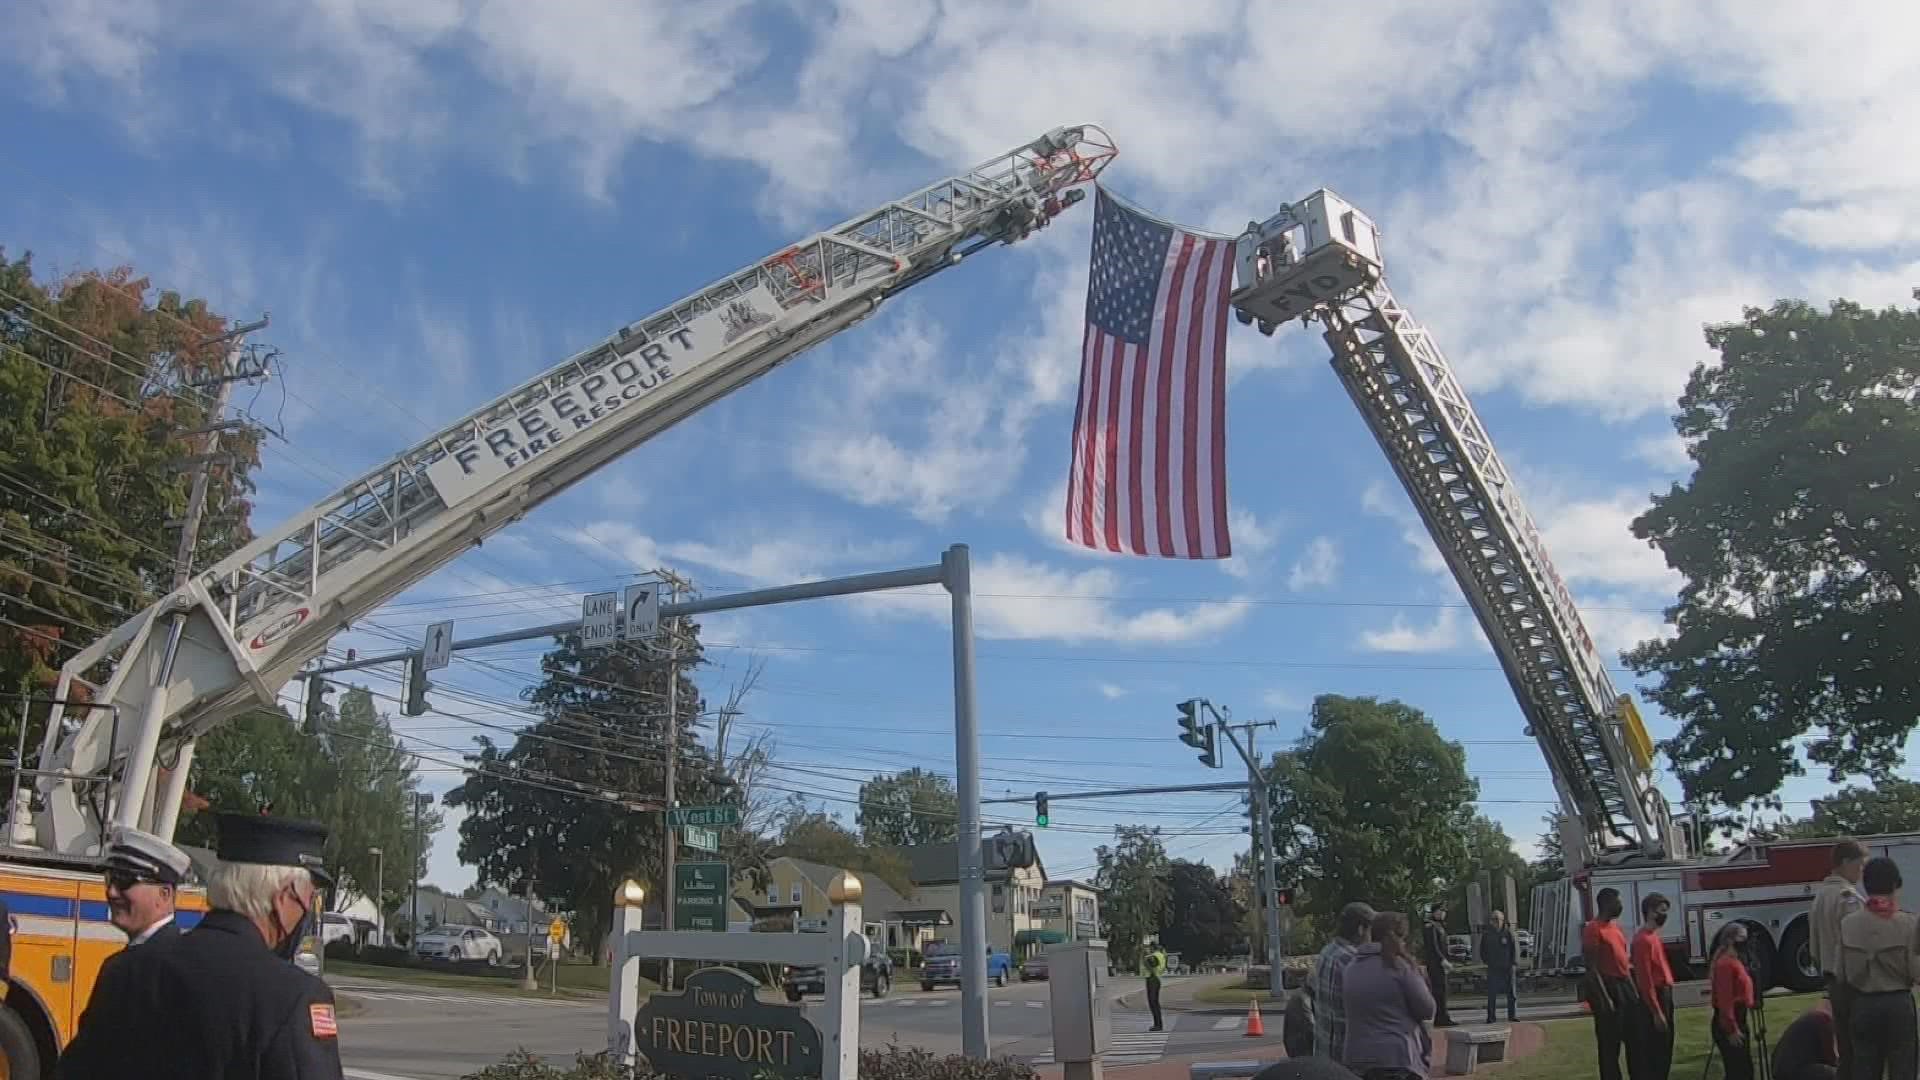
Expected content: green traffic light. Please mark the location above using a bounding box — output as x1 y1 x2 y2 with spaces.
1037 813 1050 827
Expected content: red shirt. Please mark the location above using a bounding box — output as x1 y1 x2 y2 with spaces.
1632 928 1676 1020
1582 919 1630 979
1712 952 1757 1035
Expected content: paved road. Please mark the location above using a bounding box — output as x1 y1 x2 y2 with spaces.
334 974 1290 1079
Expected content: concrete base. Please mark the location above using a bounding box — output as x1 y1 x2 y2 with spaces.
1064 1060 1105 1080
1443 1027 1510 1075
1188 1061 1266 1080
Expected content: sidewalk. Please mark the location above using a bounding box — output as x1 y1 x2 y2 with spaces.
1031 1023 1546 1080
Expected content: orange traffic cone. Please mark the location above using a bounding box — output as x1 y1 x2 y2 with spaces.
1244 998 1266 1038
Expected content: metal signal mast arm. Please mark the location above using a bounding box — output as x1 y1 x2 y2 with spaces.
36 126 1117 855
1228 191 1676 869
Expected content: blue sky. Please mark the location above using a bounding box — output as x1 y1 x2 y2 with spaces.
6 0 1918 894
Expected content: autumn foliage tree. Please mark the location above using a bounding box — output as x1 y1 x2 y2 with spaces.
0 250 262 757
1628 298 1920 806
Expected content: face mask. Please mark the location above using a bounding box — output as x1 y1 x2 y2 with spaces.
273 890 311 962
1653 911 1669 927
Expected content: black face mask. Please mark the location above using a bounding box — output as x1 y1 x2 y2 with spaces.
273 891 311 962
1652 911 1669 927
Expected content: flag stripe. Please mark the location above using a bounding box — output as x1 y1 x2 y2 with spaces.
1064 188 1233 559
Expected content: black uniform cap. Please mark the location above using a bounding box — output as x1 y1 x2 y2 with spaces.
215 812 334 887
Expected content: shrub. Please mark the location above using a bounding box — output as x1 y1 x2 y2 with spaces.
860 1045 1039 1080
888 948 923 969
469 1044 1042 1080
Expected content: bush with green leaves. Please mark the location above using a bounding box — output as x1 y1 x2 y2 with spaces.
465 1045 1041 1080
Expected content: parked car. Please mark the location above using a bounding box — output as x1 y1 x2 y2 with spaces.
1020 953 1050 981
1515 929 1534 961
414 924 504 965
783 948 893 1001
921 941 1014 990
320 912 357 948
1446 934 1472 963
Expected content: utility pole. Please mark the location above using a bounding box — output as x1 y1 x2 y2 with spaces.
409 792 431 949
144 315 270 840
522 858 539 990
657 571 689 989
369 846 384 944
1212 715 1281 993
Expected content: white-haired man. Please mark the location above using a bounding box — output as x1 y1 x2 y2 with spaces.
58 812 344 1079
102 825 193 947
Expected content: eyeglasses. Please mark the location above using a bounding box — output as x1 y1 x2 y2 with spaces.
105 868 165 892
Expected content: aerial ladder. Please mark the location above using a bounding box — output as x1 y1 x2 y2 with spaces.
1226 192 1683 874
21 125 1116 858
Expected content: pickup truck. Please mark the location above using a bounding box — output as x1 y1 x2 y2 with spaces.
783 946 892 1000
921 942 1014 991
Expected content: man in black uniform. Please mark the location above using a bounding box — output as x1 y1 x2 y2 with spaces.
63 828 196 1065
57 813 344 1080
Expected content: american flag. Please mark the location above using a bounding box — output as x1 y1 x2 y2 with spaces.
1064 188 1234 558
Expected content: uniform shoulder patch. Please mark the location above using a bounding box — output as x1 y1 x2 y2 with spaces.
310 1002 338 1039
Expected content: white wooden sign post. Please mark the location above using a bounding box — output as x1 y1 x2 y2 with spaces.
609 872 866 1080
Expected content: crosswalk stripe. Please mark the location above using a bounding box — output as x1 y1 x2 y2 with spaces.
1027 1031 1170 1067
1213 1017 1241 1030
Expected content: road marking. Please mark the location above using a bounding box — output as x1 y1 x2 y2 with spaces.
1027 1001 1046 1009
1213 1017 1241 1030
1029 1029 1169 1067
345 1069 423 1080
335 985 594 1009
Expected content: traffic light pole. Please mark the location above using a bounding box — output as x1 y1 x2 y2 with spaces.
1216 720 1284 994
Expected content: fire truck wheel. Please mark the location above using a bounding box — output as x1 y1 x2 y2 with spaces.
0 1005 41 1080
1739 921 1778 992
1775 919 1822 993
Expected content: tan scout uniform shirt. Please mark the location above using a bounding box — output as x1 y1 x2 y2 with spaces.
1810 874 1864 978
1839 907 1920 993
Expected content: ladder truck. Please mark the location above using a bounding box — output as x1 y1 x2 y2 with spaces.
0 124 1116 1076
1227 193 1694 978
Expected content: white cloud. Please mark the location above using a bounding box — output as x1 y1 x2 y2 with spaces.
1359 608 1465 654
866 551 1250 646
1631 432 1691 474
1531 491 1677 596
1286 536 1341 592
1095 682 1128 701
575 520 913 591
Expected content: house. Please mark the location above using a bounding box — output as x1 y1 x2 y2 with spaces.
1038 879 1102 944
469 886 559 939
401 887 494 936
730 857 952 952
903 842 1052 957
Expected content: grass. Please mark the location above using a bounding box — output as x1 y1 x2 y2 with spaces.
1494 992 1821 1080
1194 982 1285 1006
325 958 641 1000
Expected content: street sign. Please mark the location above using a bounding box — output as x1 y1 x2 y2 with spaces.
682 824 720 853
666 805 740 828
422 620 453 671
623 582 660 640
674 861 730 931
548 918 567 943
581 591 620 648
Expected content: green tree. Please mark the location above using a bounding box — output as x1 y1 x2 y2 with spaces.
1265 694 1478 920
1627 299 1920 806
178 688 440 921
0 251 261 745
1094 825 1171 971
1532 813 1567 885
1159 860 1244 968
772 795 914 897
445 616 726 952
856 767 957 847
1784 780 1920 838
1446 815 1529 930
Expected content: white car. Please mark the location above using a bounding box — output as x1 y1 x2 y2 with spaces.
413 925 504 965
1515 929 1534 960
320 912 356 948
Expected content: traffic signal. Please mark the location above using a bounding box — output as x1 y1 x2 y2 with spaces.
403 656 433 717
1176 699 1220 768
303 677 335 733
1035 791 1050 828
